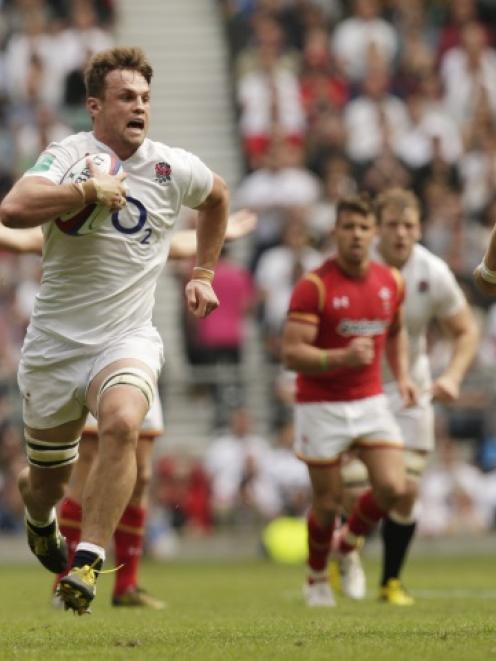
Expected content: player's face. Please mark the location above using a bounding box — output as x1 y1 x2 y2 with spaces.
377 206 421 268
88 69 151 160
335 211 376 271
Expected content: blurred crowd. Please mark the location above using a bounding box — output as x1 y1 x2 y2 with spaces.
2 0 496 546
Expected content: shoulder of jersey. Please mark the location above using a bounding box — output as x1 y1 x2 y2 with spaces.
57 131 94 150
411 243 451 272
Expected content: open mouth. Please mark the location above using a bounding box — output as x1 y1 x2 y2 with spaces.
127 119 145 130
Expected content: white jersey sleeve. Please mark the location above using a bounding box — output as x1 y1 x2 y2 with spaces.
172 148 214 209
23 141 79 184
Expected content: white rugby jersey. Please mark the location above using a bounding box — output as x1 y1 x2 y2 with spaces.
23 131 213 348
374 243 466 391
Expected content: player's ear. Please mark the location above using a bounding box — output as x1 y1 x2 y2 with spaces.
86 96 101 120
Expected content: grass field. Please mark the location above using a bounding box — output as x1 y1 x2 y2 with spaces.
0 554 495 660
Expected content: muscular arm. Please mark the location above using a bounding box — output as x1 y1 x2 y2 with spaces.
0 161 127 229
433 305 479 402
0 223 43 253
0 177 87 228
281 321 373 374
474 221 496 295
193 173 229 270
184 173 229 318
282 320 344 374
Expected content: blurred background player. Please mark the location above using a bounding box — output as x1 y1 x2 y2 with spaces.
0 46 229 615
0 210 257 609
282 195 416 608
340 188 478 605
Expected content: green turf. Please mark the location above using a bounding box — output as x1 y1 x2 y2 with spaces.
0 554 495 660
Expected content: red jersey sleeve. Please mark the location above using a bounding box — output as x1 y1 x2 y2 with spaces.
287 272 326 327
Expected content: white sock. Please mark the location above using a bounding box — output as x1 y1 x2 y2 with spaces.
308 568 328 583
25 507 56 528
76 542 106 562
389 510 416 526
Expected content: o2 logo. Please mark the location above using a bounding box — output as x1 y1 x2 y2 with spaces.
112 196 151 244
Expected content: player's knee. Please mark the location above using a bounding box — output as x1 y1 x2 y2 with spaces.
99 411 140 446
375 479 406 509
395 480 418 514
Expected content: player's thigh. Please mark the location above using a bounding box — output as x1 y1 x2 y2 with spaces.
85 327 163 418
308 463 342 510
358 446 406 495
86 358 155 413
19 352 89 433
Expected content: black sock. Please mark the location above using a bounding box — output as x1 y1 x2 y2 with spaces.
380 516 416 586
72 550 103 573
26 519 56 536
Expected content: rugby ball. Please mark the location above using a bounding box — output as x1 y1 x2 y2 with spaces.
55 152 123 236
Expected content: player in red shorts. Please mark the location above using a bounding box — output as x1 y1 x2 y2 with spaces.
282 195 417 607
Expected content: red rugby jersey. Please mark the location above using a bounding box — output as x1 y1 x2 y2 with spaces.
287 257 404 402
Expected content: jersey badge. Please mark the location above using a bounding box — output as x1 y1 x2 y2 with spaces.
332 295 349 309
378 286 391 313
154 161 172 184
418 280 429 293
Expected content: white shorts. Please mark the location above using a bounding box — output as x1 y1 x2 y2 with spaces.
385 383 435 452
294 394 403 465
84 389 164 438
18 325 164 429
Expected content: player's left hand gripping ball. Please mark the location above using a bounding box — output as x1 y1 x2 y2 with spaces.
56 152 125 236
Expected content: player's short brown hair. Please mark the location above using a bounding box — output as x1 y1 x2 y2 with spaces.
84 47 153 98
336 194 374 224
375 188 421 223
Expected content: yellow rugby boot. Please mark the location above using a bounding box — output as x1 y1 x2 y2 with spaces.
379 578 415 606
112 586 166 610
57 564 98 615
25 518 68 574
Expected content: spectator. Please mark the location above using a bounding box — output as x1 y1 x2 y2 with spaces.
152 454 211 535
204 407 279 524
440 21 496 127
266 418 310 517
343 64 410 168
254 211 322 360
418 437 489 537
237 33 306 168
332 0 398 83
193 245 255 429
236 139 321 265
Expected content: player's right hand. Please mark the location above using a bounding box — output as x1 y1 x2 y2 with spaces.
343 337 375 367
86 158 127 211
185 278 220 318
